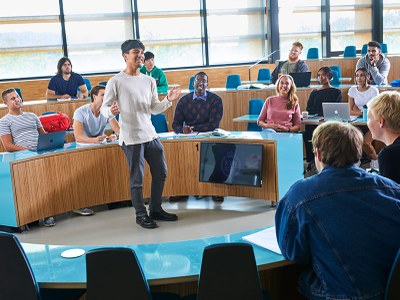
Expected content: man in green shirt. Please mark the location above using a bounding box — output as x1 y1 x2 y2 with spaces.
140 51 169 94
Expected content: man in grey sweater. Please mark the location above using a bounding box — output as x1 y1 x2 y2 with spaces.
356 41 390 86
101 40 181 229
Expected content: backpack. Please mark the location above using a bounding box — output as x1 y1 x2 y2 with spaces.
39 112 71 132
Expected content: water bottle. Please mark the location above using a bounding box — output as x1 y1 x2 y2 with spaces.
362 105 368 122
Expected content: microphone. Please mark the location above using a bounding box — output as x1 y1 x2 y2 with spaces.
248 50 280 81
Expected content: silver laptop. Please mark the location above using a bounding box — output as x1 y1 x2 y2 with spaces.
31 131 66 152
322 103 357 122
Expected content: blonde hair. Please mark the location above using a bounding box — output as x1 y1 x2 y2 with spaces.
275 75 298 110
312 121 363 168
368 91 400 134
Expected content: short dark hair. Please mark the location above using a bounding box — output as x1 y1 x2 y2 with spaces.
368 41 381 49
144 51 154 61
194 71 208 81
1 88 16 102
121 40 145 56
57 57 72 76
318 66 333 80
312 121 363 168
90 85 105 102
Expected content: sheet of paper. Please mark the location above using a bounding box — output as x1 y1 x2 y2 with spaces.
242 226 282 254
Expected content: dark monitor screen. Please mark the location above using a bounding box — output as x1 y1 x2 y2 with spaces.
199 142 263 187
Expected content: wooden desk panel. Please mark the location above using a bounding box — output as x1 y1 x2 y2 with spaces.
8 137 280 226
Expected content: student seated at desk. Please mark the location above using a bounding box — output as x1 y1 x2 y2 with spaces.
0 88 55 226
257 74 301 133
46 57 88 100
368 91 400 184
172 71 224 202
348 67 380 169
73 85 120 144
303 67 342 172
275 121 400 300
270 41 308 84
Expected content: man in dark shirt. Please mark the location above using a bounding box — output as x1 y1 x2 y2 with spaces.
367 91 400 183
172 72 224 202
46 57 88 100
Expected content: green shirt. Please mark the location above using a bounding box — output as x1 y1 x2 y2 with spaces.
139 65 169 94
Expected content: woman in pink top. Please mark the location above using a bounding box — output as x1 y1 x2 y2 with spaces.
257 74 301 132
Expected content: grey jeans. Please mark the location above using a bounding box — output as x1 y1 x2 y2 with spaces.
121 138 167 217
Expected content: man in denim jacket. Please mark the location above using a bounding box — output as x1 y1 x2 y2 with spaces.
275 121 400 300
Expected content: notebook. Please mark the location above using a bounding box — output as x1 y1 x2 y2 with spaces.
31 131 66 152
289 71 312 88
322 103 358 122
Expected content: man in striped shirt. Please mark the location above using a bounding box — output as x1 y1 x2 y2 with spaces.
0 88 45 151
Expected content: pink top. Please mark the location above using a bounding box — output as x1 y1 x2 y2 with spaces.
257 95 301 128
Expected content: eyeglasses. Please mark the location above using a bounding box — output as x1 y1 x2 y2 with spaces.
195 79 207 84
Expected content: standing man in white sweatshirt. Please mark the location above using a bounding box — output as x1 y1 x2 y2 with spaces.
101 39 181 229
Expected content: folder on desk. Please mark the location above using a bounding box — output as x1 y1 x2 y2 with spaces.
242 226 282 254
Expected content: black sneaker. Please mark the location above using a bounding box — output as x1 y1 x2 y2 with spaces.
212 196 224 202
136 215 157 229
150 209 178 221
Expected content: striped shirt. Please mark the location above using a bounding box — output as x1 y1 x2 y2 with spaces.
0 112 43 150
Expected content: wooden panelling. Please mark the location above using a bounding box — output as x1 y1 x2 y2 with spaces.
10 139 278 226
1 56 399 102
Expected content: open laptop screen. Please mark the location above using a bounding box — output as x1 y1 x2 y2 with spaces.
289 71 312 88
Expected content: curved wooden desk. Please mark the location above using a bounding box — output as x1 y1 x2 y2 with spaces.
22 227 302 299
0 132 303 227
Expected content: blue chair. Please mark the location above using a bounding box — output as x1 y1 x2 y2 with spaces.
41 111 57 115
151 114 168 133
307 48 319 59
331 70 342 86
83 77 92 92
0 232 41 299
343 45 357 58
361 44 368 55
226 74 241 90
86 248 180 300
381 43 388 55
188 76 195 92
385 248 400 300
330 65 342 79
13 87 24 102
248 99 264 131
257 69 271 83
99 81 108 86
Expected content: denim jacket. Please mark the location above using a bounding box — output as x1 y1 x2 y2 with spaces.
275 165 400 300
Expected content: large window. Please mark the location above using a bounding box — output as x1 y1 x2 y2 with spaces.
136 0 203 68
0 0 63 79
278 1 321 60
383 0 400 55
329 0 372 53
206 0 267 65
63 0 133 74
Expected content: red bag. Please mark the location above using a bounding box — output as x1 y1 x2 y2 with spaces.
39 112 71 132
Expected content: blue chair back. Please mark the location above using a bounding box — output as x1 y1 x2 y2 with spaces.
14 87 24 102
307 48 319 59
83 77 92 92
42 111 57 115
385 248 400 300
343 45 357 58
99 81 108 86
361 44 368 55
226 74 241 90
188 76 195 92
381 43 388 55
151 114 168 133
248 99 263 131
330 65 342 79
257 69 271 83
331 70 341 86
0 232 40 300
